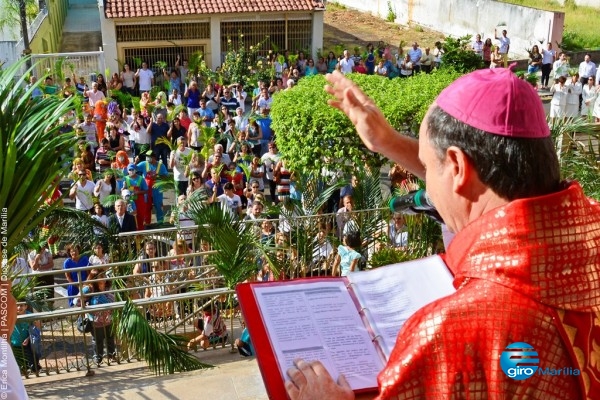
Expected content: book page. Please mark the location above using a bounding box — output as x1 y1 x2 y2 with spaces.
253 280 385 391
348 255 455 359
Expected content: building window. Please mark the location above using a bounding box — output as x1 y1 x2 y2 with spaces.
220 19 312 56
287 20 312 53
116 23 210 42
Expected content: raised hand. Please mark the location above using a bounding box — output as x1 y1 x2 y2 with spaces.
325 71 396 155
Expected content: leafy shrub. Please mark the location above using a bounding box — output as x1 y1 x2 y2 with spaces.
560 30 586 52
270 70 461 175
386 1 396 22
440 35 484 73
370 247 413 268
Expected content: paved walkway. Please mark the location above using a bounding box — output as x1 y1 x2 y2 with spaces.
24 348 269 400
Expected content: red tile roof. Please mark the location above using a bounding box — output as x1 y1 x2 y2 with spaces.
104 0 325 19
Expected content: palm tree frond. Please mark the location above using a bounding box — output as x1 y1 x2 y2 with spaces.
118 300 213 374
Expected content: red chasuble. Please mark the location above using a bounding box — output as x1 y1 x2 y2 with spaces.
377 182 600 399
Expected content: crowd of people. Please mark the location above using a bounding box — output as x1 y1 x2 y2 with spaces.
548 52 600 120
468 30 600 121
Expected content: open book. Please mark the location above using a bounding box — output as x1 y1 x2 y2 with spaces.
236 255 456 399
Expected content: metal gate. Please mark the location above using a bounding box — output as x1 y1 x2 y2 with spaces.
30 50 106 82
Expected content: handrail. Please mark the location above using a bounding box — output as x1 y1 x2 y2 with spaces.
15 8 48 48
16 287 235 323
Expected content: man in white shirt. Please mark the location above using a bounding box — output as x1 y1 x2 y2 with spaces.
135 62 154 93
231 83 248 113
408 42 423 73
84 82 105 107
471 34 484 58
339 50 355 75
78 113 98 150
419 47 435 74
28 242 55 296
540 43 556 89
578 53 596 110
170 137 192 195
553 52 570 80
69 171 96 212
257 88 274 111
495 29 510 68
234 107 248 132
217 182 242 218
579 53 597 85
260 142 281 203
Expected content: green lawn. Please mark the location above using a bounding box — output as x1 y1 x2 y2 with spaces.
498 0 600 50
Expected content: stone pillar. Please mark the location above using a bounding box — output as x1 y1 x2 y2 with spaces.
311 11 324 60
210 16 221 70
98 0 118 74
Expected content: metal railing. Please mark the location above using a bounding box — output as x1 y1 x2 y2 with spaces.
30 50 106 82
15 207 430 378
15 8 49 51
14 249 236 378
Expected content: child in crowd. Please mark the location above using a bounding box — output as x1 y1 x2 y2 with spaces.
11 303 42 373
81 269 117 365
187 303 228 350
121 188 137 216
332 230 362 276
235 320 254 357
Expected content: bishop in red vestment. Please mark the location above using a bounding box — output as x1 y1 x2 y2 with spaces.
284 69 600 400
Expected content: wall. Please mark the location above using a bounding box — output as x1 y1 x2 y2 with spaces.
0 41 18 66
30 0 69 53
331 0 565 58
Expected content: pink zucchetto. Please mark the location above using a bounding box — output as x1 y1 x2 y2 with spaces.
435 66 550 138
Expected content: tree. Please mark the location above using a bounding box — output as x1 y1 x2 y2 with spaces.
0 60 75 254
269 71 461 176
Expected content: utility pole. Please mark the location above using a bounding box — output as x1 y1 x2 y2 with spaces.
19 0 32 68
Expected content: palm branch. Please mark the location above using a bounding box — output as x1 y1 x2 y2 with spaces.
53 57 65 84
106 167 125 179
102 194 121 208
549 116 600 199
348 170 389 253
35 206 113 251
198 125 218 162
132 57 143 68
294 171 348 216
109 90 132 110
167 104 185 121
236 162 252 183
9 273 50 310
130 96 141 112
268 173 348 276
186 200 274 288
0 59 76 253
151 172 176 194
155 136 177 151
117 299 212 374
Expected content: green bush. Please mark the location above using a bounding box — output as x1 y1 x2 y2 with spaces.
270 70 461 175
386 1 396 22
440 35 484 73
